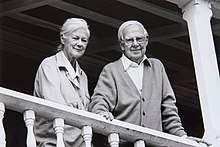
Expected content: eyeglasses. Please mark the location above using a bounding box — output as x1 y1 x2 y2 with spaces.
122 36 148 46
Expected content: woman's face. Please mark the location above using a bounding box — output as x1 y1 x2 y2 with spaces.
61 28 89 61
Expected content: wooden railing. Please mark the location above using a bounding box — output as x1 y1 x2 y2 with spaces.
0 87 200 147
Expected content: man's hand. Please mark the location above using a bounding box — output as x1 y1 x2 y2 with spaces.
182 135 212 146
98 112 114 121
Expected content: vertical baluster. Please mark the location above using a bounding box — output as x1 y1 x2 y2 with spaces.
0 102 6 147
81 126 92 147
134 140 145 147
108 133 119 147
53 118 65 147
23 110 36 147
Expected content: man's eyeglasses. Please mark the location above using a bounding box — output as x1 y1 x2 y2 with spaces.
122 36 148 46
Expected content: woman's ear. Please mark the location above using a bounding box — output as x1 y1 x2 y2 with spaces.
60 34 65 45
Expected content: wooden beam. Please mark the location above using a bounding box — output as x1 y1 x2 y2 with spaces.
0 0 61 17
9 13 60 32
158 39 191 53
0 26 54 55
148 23 188 42
49 1 122 28
0 40 44 61
116 0 185 23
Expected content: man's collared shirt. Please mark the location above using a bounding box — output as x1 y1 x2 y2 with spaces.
121 54 147 93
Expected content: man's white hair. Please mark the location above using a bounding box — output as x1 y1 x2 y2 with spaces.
117 20 148 41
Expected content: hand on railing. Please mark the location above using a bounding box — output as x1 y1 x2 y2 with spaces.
97 112 114 121
182 135 212 147
67 102 82 109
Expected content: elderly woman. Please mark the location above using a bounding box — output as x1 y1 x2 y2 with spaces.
33 18 91 147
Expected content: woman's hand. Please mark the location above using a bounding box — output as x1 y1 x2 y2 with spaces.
67 102 83 110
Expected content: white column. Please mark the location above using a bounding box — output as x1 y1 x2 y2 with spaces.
81 126 92 147
0 102 6 147
108 133 119 147
23 110 36 147
182 0 220 146
53 118 65 147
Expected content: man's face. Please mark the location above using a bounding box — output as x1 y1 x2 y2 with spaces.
62 28 89 61
120 25 148 64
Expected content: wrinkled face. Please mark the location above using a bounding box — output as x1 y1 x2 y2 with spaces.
61 28 89 61
120 25 148 64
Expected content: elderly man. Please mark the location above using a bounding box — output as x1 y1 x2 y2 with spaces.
89 20 187 146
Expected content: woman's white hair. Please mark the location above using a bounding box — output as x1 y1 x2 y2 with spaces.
60 18 90 37
117 20 148 41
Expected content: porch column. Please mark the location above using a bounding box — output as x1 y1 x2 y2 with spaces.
182 0 220 146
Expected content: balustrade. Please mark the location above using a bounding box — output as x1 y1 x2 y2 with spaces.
0 87 200 147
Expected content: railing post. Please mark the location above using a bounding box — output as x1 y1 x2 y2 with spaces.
108 133 119 147
134 140 145 147
23 110 36 147
81 126 92 147
0 102 6 147
53 118 65 147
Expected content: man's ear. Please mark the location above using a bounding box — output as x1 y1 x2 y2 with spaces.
119 42 125 51
144 40 149 47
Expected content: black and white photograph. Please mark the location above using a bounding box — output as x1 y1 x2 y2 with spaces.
0 0 220 147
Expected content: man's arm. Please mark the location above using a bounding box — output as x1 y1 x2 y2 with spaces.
160 63 187 137
89 64 117 120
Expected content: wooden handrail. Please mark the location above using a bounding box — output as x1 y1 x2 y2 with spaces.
0 87 199 147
